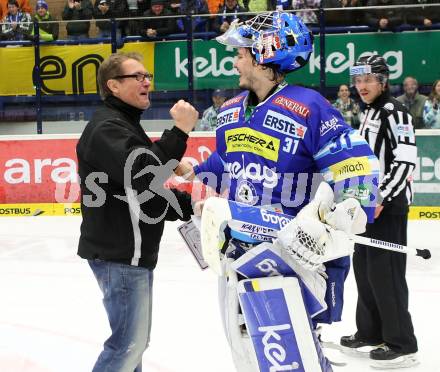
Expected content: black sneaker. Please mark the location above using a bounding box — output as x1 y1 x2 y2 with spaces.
340 334 383 357
370 345 419 369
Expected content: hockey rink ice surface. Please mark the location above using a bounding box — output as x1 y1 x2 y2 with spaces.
1 216 439 372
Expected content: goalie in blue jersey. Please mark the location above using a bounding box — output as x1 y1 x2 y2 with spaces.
176 11 380 372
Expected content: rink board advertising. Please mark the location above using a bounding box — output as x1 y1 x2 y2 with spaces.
0 133 439 218
0 31 439 95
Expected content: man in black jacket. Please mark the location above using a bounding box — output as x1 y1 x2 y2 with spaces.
341 54 419 370
76 52 198 372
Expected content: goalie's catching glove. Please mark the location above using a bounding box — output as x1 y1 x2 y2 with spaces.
277 182 367 270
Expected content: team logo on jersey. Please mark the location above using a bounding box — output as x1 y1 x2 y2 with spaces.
217 107 240 127
226 161 279 188
236 180 259 205
329 157 372 182
263 110 307 139
341 184 371 206
384 102 394 111
320 116 342 136
222 95 245 108
272 96 310 118
225 128 280 161
396 124 412 137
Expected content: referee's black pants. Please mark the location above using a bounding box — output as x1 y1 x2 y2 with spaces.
353 212 418 354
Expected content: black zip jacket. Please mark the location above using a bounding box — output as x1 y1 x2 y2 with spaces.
77 96 193 269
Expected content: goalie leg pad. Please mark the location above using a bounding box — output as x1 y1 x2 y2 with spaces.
219 258 260 372
237 276 332 372
230 242 328 318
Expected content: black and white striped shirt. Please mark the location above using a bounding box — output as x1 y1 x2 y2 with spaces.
358 92 417 209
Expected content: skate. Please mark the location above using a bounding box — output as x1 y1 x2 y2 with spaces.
370 345 420 370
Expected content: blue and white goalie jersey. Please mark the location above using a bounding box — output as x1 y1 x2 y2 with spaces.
194 82 380 222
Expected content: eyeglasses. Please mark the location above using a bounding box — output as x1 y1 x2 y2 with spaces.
112 73 154 82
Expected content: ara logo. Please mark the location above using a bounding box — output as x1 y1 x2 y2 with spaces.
258 324 300 371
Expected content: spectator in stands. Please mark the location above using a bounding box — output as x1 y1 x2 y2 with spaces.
397 76 427 129
0 0 32 41
212 0 246 34
406 0 440 28
333 84 361 128
140 0 176 39
291 0 321 25
169 0 182 15
0 0 30 21
200 88 228 130
423 79 440 129
178 0 210 32
126 0 149 36
364 0 405 31
323 0 362 26
207 0 223 14
62 0 94 40
32 0 59 41
93 0 128 39
238 0 270 12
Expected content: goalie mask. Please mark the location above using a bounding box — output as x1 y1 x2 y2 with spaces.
350 54 390 87
216 11 314 73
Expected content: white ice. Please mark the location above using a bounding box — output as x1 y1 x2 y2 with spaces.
0 217 439 372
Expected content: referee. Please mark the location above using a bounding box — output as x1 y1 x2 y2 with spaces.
340 54 419 370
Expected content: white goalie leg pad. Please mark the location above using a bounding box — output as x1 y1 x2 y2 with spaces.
219 258 259 372
201 197 232 275
237 276 328 372
230 241 327 318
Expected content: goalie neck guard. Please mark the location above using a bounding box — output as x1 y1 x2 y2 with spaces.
216 11 314 73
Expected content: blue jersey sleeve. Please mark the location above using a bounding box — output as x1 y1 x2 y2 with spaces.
194 151 228 194
309 96 380 222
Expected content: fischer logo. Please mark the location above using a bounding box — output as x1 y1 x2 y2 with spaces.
259 324 300 371
227 161 279 188
261 209 292 229
308 42 403 80
175 47 238 78
256 258 281 277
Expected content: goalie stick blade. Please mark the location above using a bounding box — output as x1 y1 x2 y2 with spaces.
200 197 232 275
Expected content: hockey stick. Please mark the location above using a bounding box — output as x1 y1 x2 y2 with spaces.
201 196 431 276
348 235 431 259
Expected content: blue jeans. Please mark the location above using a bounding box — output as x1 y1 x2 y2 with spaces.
88 259 154 372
